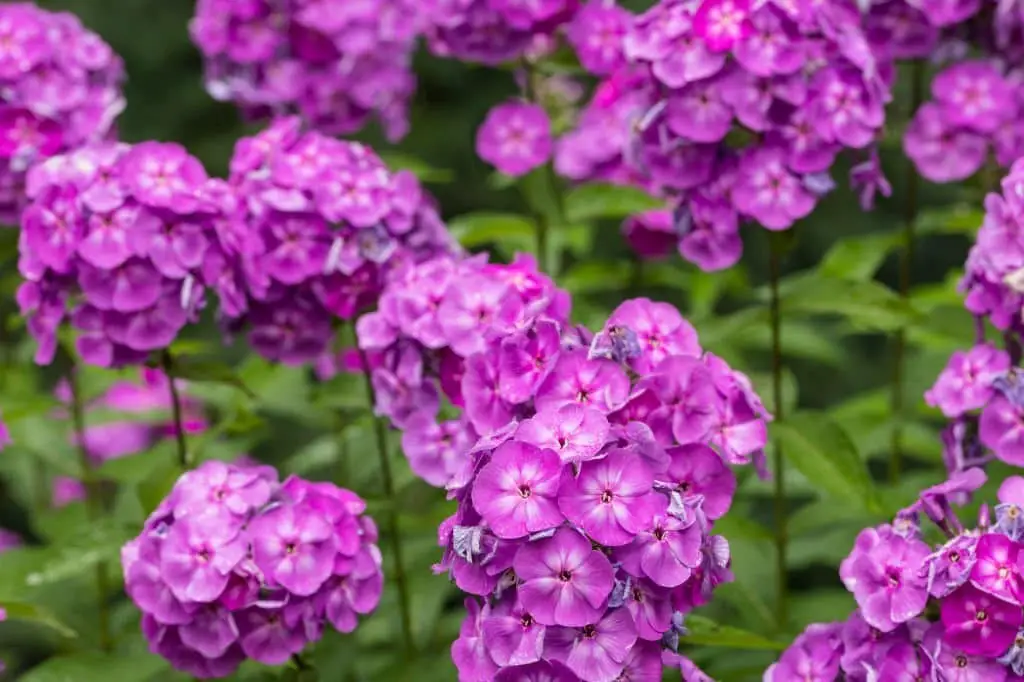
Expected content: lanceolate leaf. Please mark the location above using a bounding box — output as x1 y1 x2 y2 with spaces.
562 183 663 223
683 615 787 651
772 411 879 512
0 602 77 638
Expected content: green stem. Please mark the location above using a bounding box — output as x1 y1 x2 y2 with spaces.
68 369 113 653
357 348 415 659
768 234 788 630
889 60 925 485
161 350 190 469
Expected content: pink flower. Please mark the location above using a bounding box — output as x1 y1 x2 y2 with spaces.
471 441 565 539
941 583 1023 657
476 101 553 177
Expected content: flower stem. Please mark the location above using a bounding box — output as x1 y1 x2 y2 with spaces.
68 368 113 652
768 233 788 630
161 350 190 470
889 60 925 485
357 348 415 659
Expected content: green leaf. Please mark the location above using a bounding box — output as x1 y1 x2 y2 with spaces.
0 601 78 638
683 615 787 651
378 152 453 183
163 357 255 399
772 411 879 511
562 183 663 223
137 461 184 516
916 203 983 237
779 273 923 332
559 261 632 295
23 519 134 588
448 212 535 251
818 232 900 281
17 652 168 682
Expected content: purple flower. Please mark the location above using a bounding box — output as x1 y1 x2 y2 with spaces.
472 441 565 539
250 504 338 597
765 622 843 682
513 527 615 627
544 608 638 682
981 395 1024 467
841 526 930 632
516 404 610 465
638 355 717 445
476 101 553 177
904 102 987 183
535 349 631 415
969 533 1024 605
693 0 751 53
493 660 578 681
452 598 500 682
557 449 661 547
932 61 1015 135
732 145 816 230
924 622 1008 682
941 583 1023 657
605 298 701 375
926 344 1010 418
616 506 703 589
160 512 248 603
481 597 546 667
663 443 737 520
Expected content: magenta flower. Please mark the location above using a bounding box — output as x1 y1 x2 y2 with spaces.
516 404 610 465
557 449 660 547
452 599 500 682
932 61 1015 135
535 349 631 415
692 0 751 53
639 355 717 445
925 344 1010 418
942 583 1023 657
841 528 930 632
765 622 843 682
480 597 546 667
513 528 615 627
732 145 816 230
663 443 737 520
904 102 987 183
981 395 1024 466
544 609 638 682
249 504 338 597
471 441 564 539
604 297 701 375
616 508 703 589
160 513 248 603
476 101 553 177
969 533 1024 605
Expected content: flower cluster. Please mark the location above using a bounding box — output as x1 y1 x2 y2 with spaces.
433 295 770 682
0 3 125 224
924 157 1024 478
904 60 1024 183
121 460 383 679
189 0 420 141
557 0 892 271
51 369 206 507
767 468 1024 681
220 116 457 366
16 141 238 368
421 0 578 66
356 252 569 487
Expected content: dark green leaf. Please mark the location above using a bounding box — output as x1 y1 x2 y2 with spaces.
772 411 879 511
448 212 535 251
17 652 167 682
560 261 632 295
164 357 255 399
137 461 184 516
0 601 77 638
818 232 900 281
780 274 923 331
562 183 663 223
378 152 453 183
683 615 787 651
23 519 134 588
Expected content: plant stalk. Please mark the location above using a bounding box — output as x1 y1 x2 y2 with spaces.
889 60 925 484
68 368 113 652
768 235 788 630
161 350 191 470
357 348 415 659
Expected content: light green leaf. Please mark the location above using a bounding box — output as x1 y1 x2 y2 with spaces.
772 410 879 511
818 232 900 281
562 183 663 223
683 615 787 651
137 461 184 516
448 212 535 251
780 274 923 332
559 261 632 295
23 519 134 588
0 601 78 638
17 652 168 682
916 203 983 237
378 152 453 183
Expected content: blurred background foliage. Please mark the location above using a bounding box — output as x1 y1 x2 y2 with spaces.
0 1 997 680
